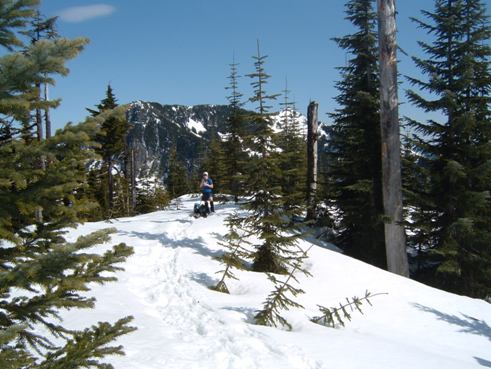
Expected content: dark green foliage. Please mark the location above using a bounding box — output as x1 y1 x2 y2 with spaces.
37 316 135 369
0 123 135 367
200 136 226 194
401 135 435 274
21 10 59 141
254 248 311 330
276 81 307 217
239 41 306 274
0 13 88 143
212 213 252 293
0 6 135 366
0 0 37 50
167 145 190 198
135 177 170 214
85 169 105 220
406 0 491 298
92 86 127 165
311 291 387 328
87 84 118 116
87 85 129 217
325 0 386 268
221 58 247 202
0 123 97 242
21 9 58 42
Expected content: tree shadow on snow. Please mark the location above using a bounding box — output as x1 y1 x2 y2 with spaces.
118 230 223 259
475 357 491 368
412 303 491 342
222 306 258 324
148 218 193 225
209 232 226 242
188 272 218 287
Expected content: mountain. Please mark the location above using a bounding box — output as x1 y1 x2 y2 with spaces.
125 101 308 180
126 101 234 178
58 196 491 368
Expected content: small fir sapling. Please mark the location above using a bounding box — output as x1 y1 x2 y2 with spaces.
212 213 252 293
254 246 312 330
311 290 388 327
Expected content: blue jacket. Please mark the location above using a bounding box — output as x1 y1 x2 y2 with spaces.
201 178 213 193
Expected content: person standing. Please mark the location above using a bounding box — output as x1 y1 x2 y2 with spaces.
200 171 214 213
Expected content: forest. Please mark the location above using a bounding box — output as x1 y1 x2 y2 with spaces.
0 0 489 367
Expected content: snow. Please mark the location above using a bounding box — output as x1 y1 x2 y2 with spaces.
272 108 308 134
58 195 491 369
186 118 207 135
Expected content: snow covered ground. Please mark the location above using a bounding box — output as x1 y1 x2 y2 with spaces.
61 195 491 369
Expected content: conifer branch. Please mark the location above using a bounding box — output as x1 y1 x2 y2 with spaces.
311 291 388 327
212 214 252 294
254 246 312 330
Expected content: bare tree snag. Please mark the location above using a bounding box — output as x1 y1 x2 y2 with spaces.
130 146 137 213
377 0 409 276
44 82 51 139
306 101 319 221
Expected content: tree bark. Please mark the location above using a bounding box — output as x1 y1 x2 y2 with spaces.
44 82 51 139
306 101 318 221
130 147 137 213
108 160 114 212
35 83 43 141
377 0 409 277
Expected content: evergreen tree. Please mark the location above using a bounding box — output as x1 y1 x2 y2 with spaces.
254 247 311 330
0 121 135 368
401 134 435 275
88 85 129 217
222 57 247 202
0 6 87 144
167 145 189 198
0 0 37 50
87 84 117 117
276 79 307 218
212 214 252 293
239 41 302 273
311 290 387 328
407 0 491 298
135 175 170 214
21 9 58 140
200 135 226 194
0 6 135 365
326 0 386 268
85 167 105 220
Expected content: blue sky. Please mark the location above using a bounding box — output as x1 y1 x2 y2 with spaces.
38 0 469 131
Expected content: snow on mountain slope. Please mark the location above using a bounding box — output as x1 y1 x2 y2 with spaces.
60 196 491 369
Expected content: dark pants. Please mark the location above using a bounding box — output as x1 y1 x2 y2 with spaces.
201 192 214 212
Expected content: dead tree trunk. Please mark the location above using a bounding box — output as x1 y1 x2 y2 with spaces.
130 147 137 213
35 83 43 141
377 0 409 277
108 160 114 213
44 82 51 139
306 101 318 221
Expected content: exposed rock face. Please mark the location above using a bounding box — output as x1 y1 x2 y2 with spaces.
126 101 233 178
125 100 310 180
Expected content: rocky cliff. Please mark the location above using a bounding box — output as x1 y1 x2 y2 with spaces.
126 101 234 178
125 100 309 180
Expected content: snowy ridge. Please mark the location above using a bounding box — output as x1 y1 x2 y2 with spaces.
271 108 307 134
186 117 207 136
61 196 491 369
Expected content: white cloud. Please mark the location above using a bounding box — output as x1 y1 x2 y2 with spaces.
59 4 116 23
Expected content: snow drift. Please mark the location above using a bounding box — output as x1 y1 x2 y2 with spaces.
60 195 491 369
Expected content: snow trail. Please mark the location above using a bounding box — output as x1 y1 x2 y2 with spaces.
117 202 323 369
60 196 491 369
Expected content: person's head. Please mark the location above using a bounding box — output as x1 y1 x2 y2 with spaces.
202 171 208 179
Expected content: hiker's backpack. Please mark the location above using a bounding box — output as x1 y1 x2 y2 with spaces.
193 202 208 218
